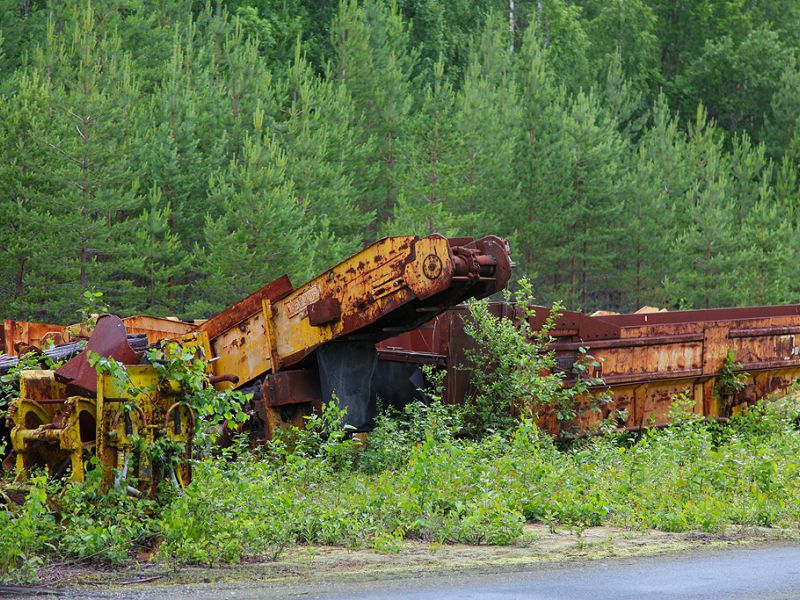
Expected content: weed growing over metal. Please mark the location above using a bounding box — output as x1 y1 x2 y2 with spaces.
716 349 749 408
461 278 608 435
89 341 251 455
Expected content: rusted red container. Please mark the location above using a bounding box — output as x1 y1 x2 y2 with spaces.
377 303 800 432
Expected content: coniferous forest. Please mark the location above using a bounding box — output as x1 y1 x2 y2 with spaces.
2 0 800 321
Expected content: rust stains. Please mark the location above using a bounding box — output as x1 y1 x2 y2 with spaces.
55 315 139 395
378 301 800 435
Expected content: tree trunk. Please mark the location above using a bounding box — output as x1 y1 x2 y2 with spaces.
509 0 515 52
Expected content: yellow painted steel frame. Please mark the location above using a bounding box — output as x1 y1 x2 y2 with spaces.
205 235 460 388
271 235 455 364
11 365 193 493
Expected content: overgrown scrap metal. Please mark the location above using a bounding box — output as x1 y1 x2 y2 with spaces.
5 232 800 491
3 235 512 490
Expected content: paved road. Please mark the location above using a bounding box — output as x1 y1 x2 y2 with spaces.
310 543 800 600
39 542 800 600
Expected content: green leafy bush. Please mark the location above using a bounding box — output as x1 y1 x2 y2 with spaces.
158 457 293 565
58 465 158 564
359 397 462 474
0 477 57 583
461 278 607 436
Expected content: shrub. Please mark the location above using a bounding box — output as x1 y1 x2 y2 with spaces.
8 386 800 580
0 477 57 583
359 398 462 474
158 457 293 565
58 465 158 564
460 278 606 436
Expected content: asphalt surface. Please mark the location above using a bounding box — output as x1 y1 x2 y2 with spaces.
313 543 800 600
21 542 800 600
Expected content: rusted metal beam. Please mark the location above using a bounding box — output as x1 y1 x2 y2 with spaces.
198 275 294 340
203 235 512 390
602 304 800 327
263 370 321 407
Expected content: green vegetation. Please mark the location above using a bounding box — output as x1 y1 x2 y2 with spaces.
166 395 800 552
4 395 800 581
1 296 800 581
4 2 800 582
3 1 800 319
0 287 798 584
461 285 608 434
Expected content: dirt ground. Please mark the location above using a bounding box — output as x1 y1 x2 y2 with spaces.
17 524 800 597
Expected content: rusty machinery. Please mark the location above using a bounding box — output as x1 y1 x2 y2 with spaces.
200 234 512 438
376 303 800 434
8 315 195 495
10 230 800 489
6 234 513 488
1 315 197 357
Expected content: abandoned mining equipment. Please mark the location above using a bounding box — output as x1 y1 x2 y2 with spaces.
5 235 513 492
0 315 197 358
377 303 800 434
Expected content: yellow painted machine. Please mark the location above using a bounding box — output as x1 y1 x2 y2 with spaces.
7 235 512 491
200 234 512 439
11 366 193 494
8 315 195 495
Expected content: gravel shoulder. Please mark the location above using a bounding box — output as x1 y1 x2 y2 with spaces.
14 525 800 598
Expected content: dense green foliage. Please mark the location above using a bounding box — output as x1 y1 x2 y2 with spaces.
165 396 800 556
1 304 798 581
2 1 800 319
5 396 800 580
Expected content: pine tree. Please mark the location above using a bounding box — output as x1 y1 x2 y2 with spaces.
513 20 628 310
278 44 370 267
728 133 773 226
621 95 692 308
195 125 312 314
448 16 520 235
330 0 414 235
133 15 235 249
664 181 741 309
4 5 146 317
664 105 740 308
557 91 628 309
0 69 62 319
735 199 798 306
115 186 189 315
512 21 565 284
386 60 463 237
518 87 629 310
599 51 648 142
